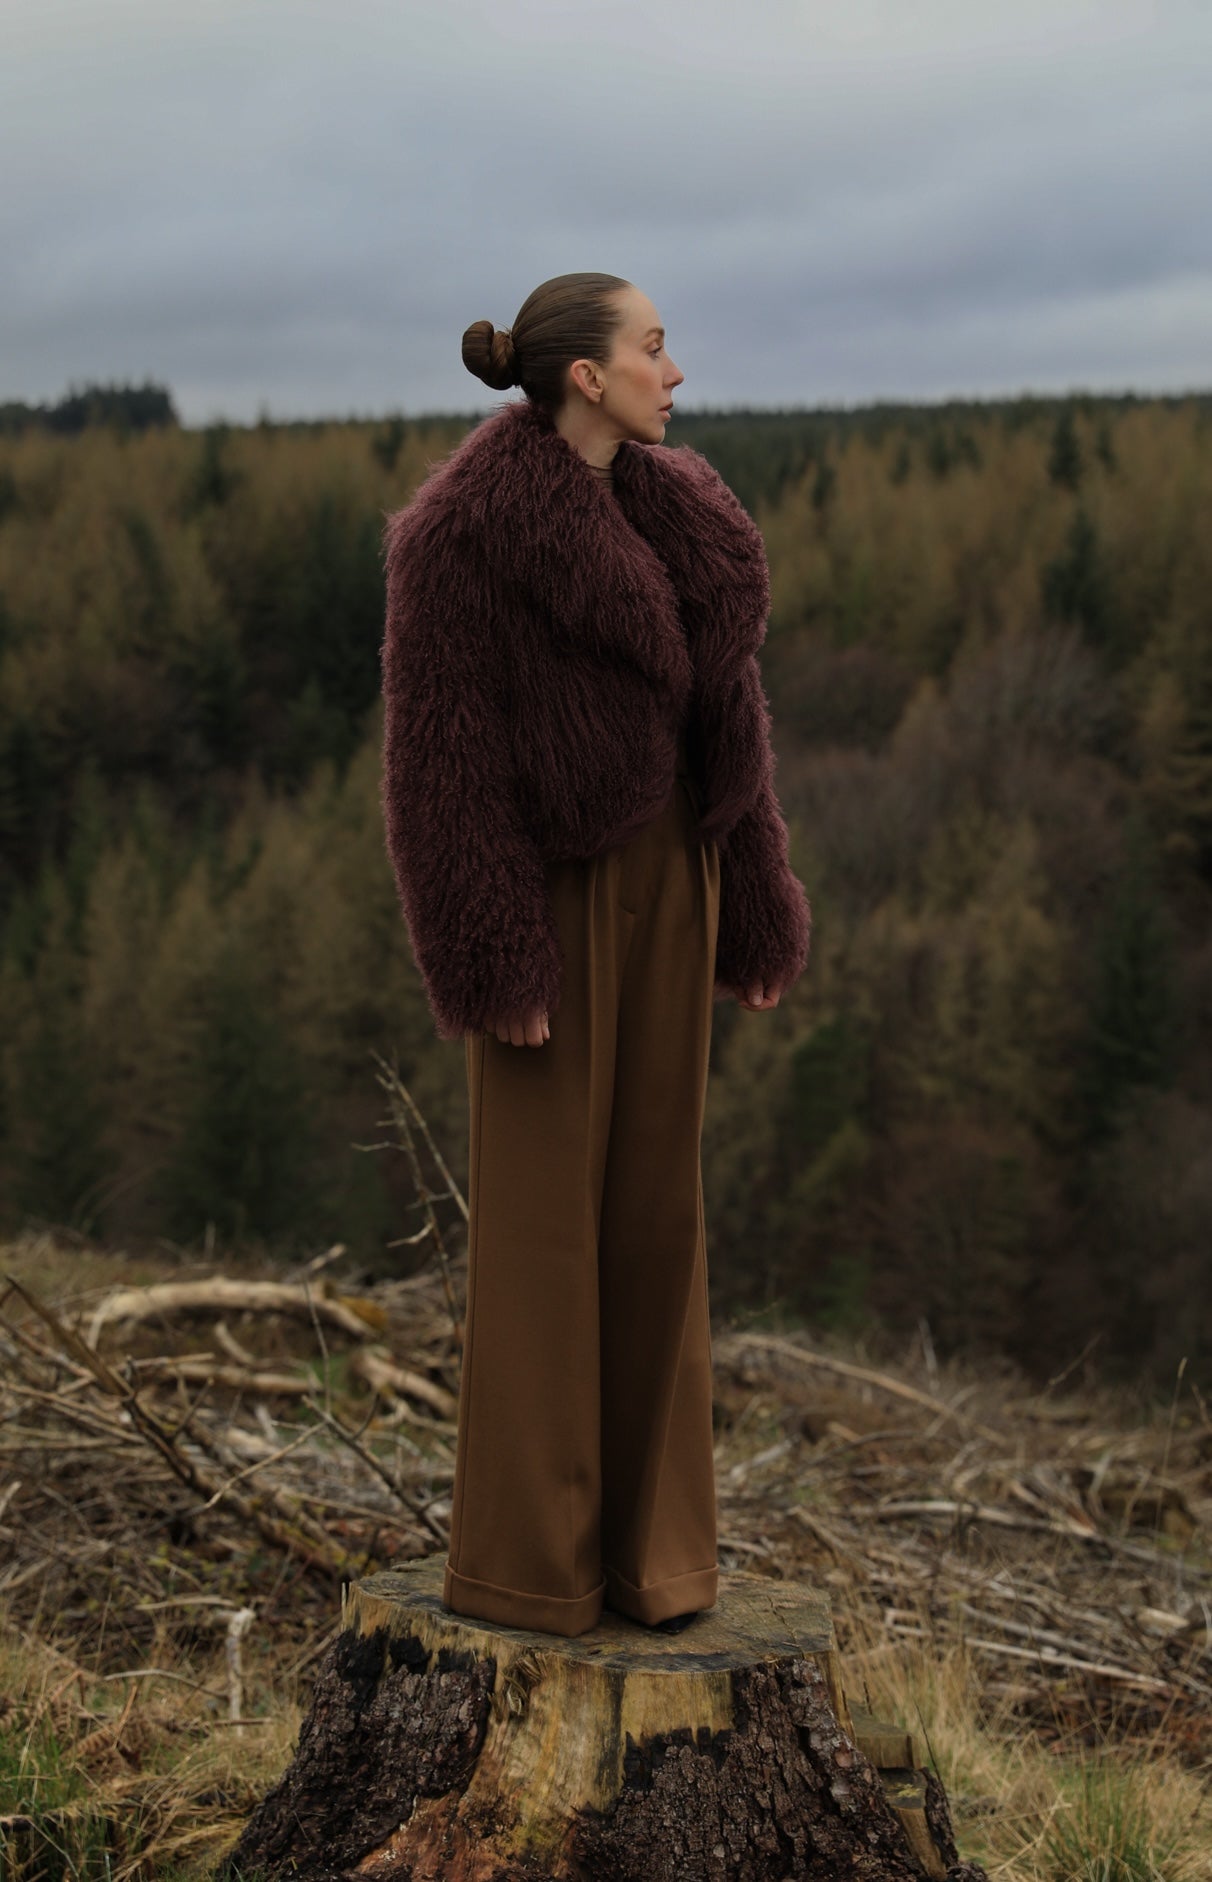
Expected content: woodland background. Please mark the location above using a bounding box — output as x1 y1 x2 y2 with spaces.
2 383 1210 1386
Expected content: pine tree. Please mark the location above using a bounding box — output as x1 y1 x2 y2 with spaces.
1047 409 1083 489
1079 806 1178 1142
1095 418 1117 472
810 458 836 512
1042 506 1120 658
0 877 108 1231
154 940 319 1246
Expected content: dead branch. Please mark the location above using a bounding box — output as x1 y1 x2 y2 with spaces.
133 1359 316 1396
350 1347 457 1420
722 1330 1004 1440
84 1278 382 1348
5 1274 355 1581
368 1049 465 1342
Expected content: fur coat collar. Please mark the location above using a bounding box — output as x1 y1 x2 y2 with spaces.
393 397 774 839
379 396 811 1040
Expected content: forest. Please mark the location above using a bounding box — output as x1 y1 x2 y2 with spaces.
2 386 1210 1385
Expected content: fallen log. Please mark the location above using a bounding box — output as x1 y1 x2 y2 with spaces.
227 1556 984 1882
85 1278 384 1347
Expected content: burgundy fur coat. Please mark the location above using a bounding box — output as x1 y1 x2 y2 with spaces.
379 395 811 1041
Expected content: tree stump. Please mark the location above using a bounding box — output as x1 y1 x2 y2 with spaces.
227 1557 985 1882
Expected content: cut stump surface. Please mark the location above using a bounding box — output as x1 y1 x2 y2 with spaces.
228 1557 984 1882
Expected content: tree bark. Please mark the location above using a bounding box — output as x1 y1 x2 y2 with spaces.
227 1557 985 1882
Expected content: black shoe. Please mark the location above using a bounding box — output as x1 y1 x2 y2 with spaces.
651 1609 700 1634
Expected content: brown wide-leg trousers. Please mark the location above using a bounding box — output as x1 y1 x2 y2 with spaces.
443 750 722 1637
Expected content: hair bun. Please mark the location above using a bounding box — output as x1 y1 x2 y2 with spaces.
462 319 518 390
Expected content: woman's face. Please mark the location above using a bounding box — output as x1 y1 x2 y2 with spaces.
591 286 685 445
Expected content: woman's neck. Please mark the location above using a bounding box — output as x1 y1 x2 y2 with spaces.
553 398 622 478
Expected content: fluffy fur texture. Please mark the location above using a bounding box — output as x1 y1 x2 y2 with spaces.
380 396 811 1040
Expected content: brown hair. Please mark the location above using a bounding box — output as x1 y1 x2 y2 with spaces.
462 272 631 412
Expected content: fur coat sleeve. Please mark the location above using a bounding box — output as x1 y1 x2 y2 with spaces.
380 512 564 1041
710 651 811 1003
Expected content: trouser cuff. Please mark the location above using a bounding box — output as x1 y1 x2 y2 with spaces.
443 1561 605 1638
602 1560 719 1625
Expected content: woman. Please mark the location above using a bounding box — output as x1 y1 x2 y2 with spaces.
380 272 810 1639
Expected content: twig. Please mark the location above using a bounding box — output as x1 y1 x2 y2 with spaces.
302 1393 420 1516
960 1634 1174 1694
368 1049 465 1342
193 1425 319 1514
873 1498 1100 1540
105 1668 227 1697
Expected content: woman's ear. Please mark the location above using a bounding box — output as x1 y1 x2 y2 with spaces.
567 357 605 404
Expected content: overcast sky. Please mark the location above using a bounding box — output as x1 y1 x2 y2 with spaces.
4 0 1210 424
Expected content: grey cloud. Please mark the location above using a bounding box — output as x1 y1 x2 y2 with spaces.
2 0 1210 419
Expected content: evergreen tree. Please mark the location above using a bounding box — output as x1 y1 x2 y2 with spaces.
1042 506 1120 657
1079 806 1178 1142
888 440 911 485
925 427 953 478
1095 418 1117 472
0 880 108 1232
788 1011 872 1148
0 711 55 884
1137 665 1212 877
1048 409 1083 488
954 428 982 471
184 423 242 511
154 941 319 1246
371 415 409 471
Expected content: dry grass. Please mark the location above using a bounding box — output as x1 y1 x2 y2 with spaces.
2 1184 1210 1876
0 1622 301 1877
846 1623 1211 1879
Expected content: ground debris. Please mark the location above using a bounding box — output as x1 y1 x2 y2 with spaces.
1 1226 1211 1877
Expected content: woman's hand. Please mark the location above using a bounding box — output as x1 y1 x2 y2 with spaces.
483 1005 550 1046
732 982 782 1013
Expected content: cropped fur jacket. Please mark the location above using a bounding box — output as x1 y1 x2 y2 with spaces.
379 395 811 1041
